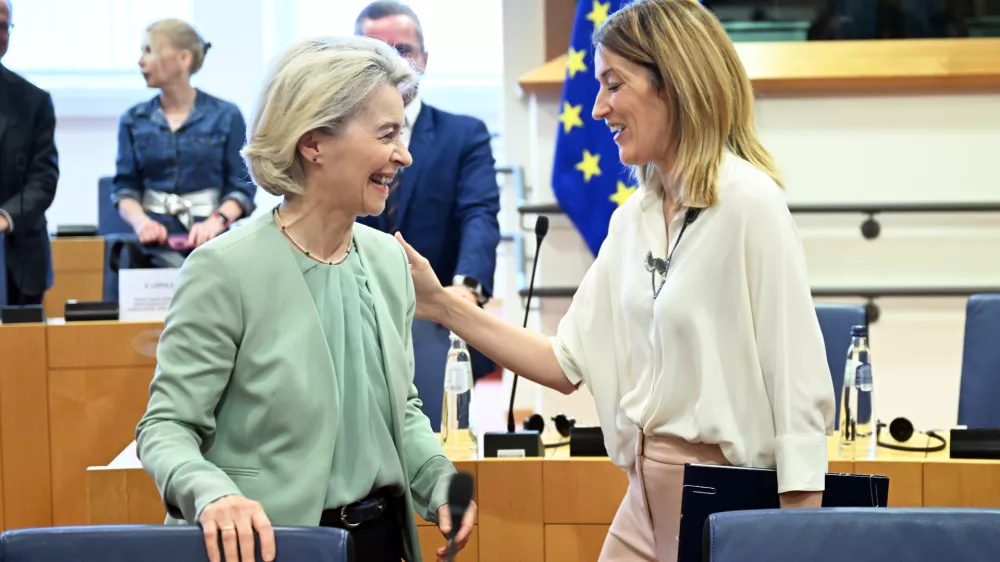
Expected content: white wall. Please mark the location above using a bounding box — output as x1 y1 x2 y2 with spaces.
499 1 1000 432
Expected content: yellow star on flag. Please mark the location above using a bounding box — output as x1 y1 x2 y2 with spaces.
566 47 588 79
558 102 584 134
575 150 602 182
610 181 637 206
586 0 611 28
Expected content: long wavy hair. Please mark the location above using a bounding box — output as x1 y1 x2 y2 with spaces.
593 0 782 207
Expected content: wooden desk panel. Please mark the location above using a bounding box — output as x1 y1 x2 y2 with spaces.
47 322 160 370
0 324 52 530
545 525 609 562
47 321 161 526
45 238 105 319
923 460 1000 508
477 460 544 562
543 459 627 524
49 367 155 525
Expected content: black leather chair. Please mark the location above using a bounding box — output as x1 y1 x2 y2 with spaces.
0 525 353 562
957 294 1000 429
705 507 1000 562
815 304 867 428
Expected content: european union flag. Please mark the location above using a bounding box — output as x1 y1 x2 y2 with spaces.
551 0 631 256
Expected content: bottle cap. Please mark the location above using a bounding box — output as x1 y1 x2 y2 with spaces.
850 325 867 337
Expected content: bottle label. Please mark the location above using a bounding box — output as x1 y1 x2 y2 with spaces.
843 358 858 387
444 362 471 394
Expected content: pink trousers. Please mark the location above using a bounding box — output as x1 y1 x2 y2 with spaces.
599 431 730 562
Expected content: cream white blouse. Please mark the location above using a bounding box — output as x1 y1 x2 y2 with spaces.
551 152 836 493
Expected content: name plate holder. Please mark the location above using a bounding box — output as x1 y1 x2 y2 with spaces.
118 268 180 322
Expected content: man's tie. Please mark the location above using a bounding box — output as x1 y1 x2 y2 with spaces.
384 171 403 234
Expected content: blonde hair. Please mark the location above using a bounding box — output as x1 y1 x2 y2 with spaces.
146 18 210 75
593 0 782 207
242 36 417 197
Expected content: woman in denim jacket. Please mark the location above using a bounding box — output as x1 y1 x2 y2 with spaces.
112 18 256 262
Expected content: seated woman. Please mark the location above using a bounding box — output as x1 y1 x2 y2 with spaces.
111 18 255 267
135 36 476 562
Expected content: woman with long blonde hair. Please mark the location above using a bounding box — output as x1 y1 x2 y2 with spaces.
398 1 835 560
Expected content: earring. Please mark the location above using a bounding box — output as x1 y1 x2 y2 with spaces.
312 157 318 162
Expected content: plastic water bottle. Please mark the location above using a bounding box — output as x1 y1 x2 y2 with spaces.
441 332 478 459
838 325 876 460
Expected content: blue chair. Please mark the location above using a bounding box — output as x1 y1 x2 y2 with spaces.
0 232 7 307
958 294 1000 429
97 176 139 302
815 304 867 429
0 525 353 562
705 507 1000 562
97 176 133 236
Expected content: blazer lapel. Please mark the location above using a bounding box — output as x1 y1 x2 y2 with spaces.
256 213 340 390
353 230 407 435
395 105 435 232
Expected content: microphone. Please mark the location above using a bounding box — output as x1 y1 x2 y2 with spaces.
444 471 475 562
482 215 548 458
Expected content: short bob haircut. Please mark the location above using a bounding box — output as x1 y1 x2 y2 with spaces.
593 0 782 208
243 36 417 197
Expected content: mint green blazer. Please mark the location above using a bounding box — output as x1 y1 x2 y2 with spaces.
135 211 454 561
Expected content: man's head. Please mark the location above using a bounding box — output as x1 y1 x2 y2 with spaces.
0 0 12 61
355 1 427 75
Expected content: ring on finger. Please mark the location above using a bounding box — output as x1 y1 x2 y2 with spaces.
220 525 236 531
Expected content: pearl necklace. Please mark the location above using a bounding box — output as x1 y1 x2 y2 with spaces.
273 207 354 265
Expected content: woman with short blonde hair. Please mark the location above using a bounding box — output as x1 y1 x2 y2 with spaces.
136 36 475 562
398 1 834 560
111 18 255 269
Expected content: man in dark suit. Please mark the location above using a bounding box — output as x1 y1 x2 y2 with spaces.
356 1 502 428
0 0 59 306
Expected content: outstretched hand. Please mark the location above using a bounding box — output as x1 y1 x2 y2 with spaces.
396 232 448 321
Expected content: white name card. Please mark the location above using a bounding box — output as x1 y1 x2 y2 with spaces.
119 268 180 322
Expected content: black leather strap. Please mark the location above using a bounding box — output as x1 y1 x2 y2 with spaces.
320 494 389 529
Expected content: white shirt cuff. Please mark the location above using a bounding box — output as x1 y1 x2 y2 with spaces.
774 434 828 493
550 336 583 386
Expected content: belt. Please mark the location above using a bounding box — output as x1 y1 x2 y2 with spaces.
142 187 220 231
321 495 389 529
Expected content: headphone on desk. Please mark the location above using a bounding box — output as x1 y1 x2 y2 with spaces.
876 417 947 453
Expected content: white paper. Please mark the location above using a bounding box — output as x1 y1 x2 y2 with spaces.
118 268 180 322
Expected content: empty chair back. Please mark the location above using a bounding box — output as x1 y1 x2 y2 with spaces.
814 304 866 428
706 507 1000 562
0 525 352 562
958 294 1000 428
98 177 133 236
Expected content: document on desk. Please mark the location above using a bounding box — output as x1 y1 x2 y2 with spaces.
119 268 180 322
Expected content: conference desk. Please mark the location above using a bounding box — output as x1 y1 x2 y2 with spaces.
45 237 106 319
2 319 1000 561
87 436 1000 562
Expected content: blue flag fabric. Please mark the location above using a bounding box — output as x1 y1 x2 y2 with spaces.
551 0 632 256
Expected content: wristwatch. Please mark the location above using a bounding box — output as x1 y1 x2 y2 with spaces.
210 211 232 229
454 275 488 306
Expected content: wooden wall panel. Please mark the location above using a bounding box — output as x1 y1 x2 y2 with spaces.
0 324 52 530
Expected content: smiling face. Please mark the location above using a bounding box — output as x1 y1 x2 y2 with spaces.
592 46 675 169
299 83 413 216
